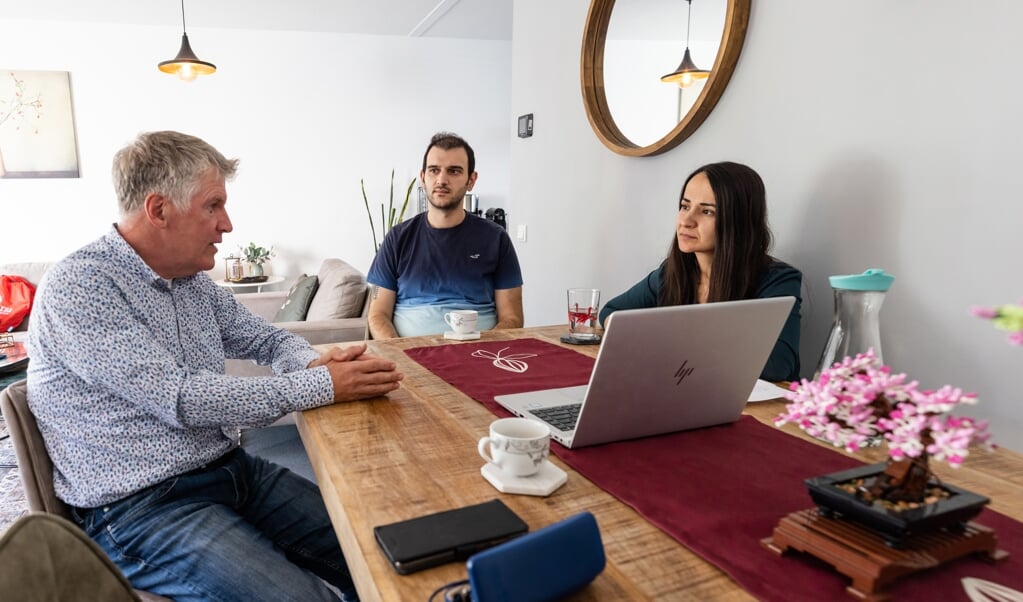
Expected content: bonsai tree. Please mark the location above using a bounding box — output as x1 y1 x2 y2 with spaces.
776 349 993 505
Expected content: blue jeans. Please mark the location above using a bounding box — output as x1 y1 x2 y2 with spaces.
71 448 357 602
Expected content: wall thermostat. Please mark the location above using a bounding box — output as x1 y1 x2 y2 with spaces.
518 113 533 138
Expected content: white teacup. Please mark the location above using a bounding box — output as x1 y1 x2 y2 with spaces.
477 417 551 478
444 309 479 334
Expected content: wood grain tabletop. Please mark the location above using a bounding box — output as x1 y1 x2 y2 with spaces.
297 326 1023 601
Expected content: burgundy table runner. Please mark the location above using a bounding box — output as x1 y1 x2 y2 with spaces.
404 338 1023 601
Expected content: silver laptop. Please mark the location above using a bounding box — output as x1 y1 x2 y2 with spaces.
494 297 795 448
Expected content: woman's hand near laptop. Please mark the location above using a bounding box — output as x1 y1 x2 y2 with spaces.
308 344 404 402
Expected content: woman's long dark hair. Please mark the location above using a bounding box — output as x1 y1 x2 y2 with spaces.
658 161 773 306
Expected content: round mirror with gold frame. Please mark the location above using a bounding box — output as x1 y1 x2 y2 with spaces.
581 0 751 157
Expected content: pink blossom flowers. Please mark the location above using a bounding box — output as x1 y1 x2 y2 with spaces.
776 349 993 468
0 72 44 133
970 300 1023 345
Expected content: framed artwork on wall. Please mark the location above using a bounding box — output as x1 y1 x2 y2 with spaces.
0 70 80 179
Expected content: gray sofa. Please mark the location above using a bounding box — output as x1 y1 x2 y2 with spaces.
226 258 371 377
0 258 370 360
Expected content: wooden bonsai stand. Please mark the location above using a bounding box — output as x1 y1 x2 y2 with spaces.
761 508 1008 601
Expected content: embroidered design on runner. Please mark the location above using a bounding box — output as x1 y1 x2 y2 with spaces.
471 347 538 373
961 577 1023 602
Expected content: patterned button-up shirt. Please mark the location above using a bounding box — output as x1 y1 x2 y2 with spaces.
27 227 333 507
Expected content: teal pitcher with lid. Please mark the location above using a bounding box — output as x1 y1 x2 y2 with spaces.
815 268 896 377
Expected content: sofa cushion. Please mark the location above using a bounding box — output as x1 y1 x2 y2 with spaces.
273 274 319 322
305 259 367 321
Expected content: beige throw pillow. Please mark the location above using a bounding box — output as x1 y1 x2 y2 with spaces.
305 258 368 320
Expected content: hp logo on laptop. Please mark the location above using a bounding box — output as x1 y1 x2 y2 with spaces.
674 360 694 385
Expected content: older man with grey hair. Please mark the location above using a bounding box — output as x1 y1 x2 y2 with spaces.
27 130 402 601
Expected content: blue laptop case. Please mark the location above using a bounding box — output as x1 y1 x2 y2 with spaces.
467 512 605 602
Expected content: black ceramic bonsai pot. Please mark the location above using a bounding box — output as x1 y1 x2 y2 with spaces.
805 462 989 548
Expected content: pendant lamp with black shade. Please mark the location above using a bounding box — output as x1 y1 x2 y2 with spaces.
158 0 216 82
661 0 710 88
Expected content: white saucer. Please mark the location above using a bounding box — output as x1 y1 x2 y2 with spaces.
481 461 567 496
444 331 481 340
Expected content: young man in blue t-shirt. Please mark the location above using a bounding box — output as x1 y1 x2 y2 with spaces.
367 132 524 339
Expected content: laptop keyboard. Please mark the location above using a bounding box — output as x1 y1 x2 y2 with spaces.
530 403 582 432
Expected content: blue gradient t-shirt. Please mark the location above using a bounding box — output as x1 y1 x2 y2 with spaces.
367 212 523 336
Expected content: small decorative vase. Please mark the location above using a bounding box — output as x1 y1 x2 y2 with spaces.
250 263 264 278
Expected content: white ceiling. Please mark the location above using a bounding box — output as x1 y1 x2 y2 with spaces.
3 1 730 43
2 0 514 40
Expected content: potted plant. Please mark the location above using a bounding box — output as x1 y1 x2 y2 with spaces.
362 170 416 253
776 349 994 546
238 242 275 279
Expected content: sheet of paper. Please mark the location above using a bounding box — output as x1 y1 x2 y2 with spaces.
747 379 790 403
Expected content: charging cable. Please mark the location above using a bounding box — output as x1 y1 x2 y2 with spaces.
427 579 471 602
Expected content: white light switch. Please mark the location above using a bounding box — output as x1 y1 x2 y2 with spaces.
516 224 527 242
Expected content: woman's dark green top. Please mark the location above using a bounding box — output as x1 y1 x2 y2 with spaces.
598 261 802 382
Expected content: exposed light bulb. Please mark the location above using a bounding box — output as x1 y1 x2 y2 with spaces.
178 64 198 82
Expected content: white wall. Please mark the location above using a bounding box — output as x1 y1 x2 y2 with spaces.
511 0 1023 448
4 3 1021 450
0 19 512 277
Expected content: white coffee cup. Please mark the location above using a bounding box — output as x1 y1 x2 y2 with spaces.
444 309 479 334
477 417 551 477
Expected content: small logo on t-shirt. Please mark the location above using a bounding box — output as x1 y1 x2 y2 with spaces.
469 253 481 259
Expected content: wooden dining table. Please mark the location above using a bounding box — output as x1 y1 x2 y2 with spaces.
296 325 1023 601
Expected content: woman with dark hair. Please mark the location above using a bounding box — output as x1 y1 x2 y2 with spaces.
598 161 801 381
